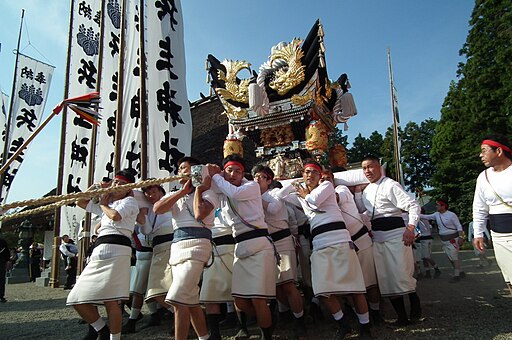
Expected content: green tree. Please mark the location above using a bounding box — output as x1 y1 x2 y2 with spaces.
401 119 437 192
431 0 512 223
380 127 398 181
347 131 383 163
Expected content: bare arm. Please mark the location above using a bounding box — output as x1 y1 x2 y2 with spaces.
193 176 215 222
153 180 193 214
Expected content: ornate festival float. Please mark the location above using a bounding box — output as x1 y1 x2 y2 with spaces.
207 20 358 179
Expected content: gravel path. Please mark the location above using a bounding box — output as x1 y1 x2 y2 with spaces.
1 240 511 339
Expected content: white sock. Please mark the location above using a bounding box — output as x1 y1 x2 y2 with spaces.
278 301 290 312
454 269 460 276
91 317 106 331
130 307 141 319
369 302 380 311
198 334 210 340
110 333 120 340
147 301 157 314
226 302 235 313
356 312 370 324
311 297 320 305
293 310 304 318
332 310 344 321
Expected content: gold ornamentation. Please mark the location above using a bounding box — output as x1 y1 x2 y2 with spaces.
269 38 305 95
216 60 251 104
219 97 248 120
291 91 313 106
223 139 243 158
329 144 348 167
305 120 329 153
260 125 295 148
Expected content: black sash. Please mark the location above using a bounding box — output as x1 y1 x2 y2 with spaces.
152 233 174 247
489 214 512 233
439 232 459 241
173 227 212 242
234 229 269 243
417 235 433 241
371 216 405 231
351 226 369 243
138 246 153 252
94 234 132 248
311 222 347 240
297 223 311 239
270 229 292 242
213 234 236 246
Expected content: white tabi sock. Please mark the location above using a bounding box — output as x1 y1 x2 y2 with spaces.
91 317 106 332
226 302 235 313
198 334 210 340
130 307 141 320
278 301 290 312
332 310 344 321
147 301 157 314
454 269 460 276
110 332 121 340
356 312 370 324
293 310 304 318
369 302 380 311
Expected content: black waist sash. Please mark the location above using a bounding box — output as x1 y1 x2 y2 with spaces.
234 229 269 243
173 227 212 242
311 222 347 241
351 226 369 243
371 216 405 231
152 233 174 247
439 232 459 241
298 223 311 239
137 246 153 252
94 234 131 248
270 229 292 242
489 214 512 233
213 234 236 246
417 235 433 241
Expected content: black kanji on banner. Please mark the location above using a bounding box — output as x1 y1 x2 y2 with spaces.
156 37 178 79
16 108 37 132
77 59 98 88
70 135 89 168
156 81 183 127
126 141 141 175
155 0 179 31
159 130 185 174
130 91 140 128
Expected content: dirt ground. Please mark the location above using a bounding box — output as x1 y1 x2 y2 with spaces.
1 239 512 339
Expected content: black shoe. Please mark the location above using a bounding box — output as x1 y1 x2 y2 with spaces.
63 286 72 290
0 298 6 303
145 312 162 327
359 322 373 339
294 316 307 339
334 317 352 340
278 310 294 324
98 325 110 340
122 318 137 334
424 271 432 279
410 309 423 322
369 309 384 326
459 271 466 278
234 327 250 339
219 311 239 330
386 319 410 329
434 268 441 278
82 325 98 340
309 302 324 323
449 276 460 283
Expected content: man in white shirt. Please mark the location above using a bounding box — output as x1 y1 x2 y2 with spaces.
355 155 421 327
473 134 512 294
156 157 218 340
420 199 465 282
207 155 277 340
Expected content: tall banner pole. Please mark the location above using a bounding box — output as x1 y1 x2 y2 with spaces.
387 48 403 185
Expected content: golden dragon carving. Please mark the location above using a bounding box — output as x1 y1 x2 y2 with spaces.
269 38 305 95
216 60 251 119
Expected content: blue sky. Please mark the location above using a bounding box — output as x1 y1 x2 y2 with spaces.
0 0 474 204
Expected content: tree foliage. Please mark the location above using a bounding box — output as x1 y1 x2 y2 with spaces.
347 131 384 163
431 0 512 223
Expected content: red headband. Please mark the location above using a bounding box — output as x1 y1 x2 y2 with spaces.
115 175 133 183
224 161 245 173
304 163 322 173
482 140 512 153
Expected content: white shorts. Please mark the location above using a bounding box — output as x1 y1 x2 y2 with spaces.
441 239 459 261
357 246 378 288
419 239 433 259
311 243 366 297
492 232 512 284
232 247 276 299
200 244 235 303
145 242 173 302
166 259 205 306
130 256 152 295
373 237 416 297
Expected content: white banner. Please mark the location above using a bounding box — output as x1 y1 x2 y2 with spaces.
120 0 142 178
60 0 102 238
145 0 191 192
94 0 122 182
0 53 54 203
0 91 8 163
